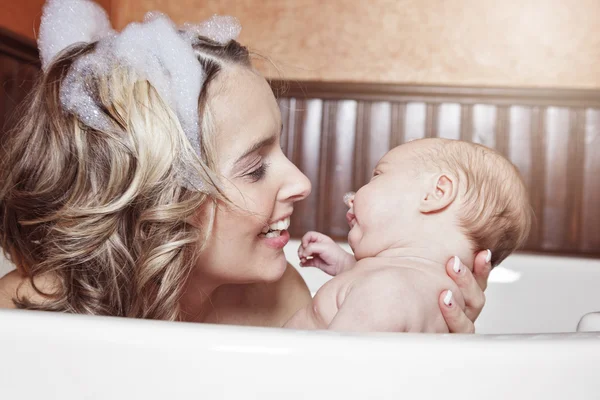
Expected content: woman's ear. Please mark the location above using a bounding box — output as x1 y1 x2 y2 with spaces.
419 173 458 213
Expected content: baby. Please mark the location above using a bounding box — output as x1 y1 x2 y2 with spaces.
284 138 532 333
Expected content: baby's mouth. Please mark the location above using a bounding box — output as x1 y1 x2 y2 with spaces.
346 208 356 229
259 216 291 238
344 191 356 228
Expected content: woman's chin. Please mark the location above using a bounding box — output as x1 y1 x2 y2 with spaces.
261 252 288 282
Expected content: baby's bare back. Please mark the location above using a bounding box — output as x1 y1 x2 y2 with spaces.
306 258 459 332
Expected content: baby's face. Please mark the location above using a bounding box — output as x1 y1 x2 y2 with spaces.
347 143 428 259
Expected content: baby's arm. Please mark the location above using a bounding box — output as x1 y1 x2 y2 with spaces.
298 231 356 276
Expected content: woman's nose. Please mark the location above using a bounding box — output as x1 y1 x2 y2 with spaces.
279 161 312 203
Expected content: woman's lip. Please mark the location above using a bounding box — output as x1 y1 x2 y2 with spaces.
260 230 290 249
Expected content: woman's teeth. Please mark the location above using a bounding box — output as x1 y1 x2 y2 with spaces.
261 217 290 237
265 231 282 238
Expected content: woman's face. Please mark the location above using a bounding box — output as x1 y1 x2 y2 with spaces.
195 67 311 285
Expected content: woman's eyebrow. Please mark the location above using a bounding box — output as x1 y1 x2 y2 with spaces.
235 135 276 165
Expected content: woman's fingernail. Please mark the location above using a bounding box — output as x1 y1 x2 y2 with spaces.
443 290 453 307
453 256 461 274
485 249 492 263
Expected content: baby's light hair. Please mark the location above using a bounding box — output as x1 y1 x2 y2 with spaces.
414 139 532 267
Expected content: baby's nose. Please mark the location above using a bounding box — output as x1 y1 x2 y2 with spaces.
343 191 355 208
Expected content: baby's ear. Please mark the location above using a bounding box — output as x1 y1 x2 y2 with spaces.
419 173 458 213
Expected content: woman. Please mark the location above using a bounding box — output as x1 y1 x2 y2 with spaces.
0 0 490 332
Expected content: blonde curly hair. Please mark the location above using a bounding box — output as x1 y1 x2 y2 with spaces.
0 37 251 320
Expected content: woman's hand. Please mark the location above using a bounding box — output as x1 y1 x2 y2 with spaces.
438 250 492 333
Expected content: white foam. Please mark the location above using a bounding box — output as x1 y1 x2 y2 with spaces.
39 0 113 71
114 12 205 157
59 36 115 133
182 15 241 44
38 0 242 191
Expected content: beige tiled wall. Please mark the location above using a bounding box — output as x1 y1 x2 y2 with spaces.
113 0 600 88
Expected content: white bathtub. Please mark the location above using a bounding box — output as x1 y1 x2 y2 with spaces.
1 241 600 399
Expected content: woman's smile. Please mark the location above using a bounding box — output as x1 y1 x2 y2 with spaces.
259 216 292 249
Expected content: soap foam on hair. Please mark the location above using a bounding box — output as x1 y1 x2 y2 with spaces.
39 0 242 190
39 0 113 70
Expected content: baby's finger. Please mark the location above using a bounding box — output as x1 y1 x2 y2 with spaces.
300 256 324 268
302 242 331 259
446 256 486 322
301 231 320 248
300 257 316 268
297 243 306 258
473 249 492 291
301 257 338 276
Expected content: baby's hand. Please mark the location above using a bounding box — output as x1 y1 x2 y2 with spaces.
298 231 356 276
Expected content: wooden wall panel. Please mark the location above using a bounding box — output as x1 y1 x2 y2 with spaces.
564 109 586 251
327 101 357 238
582 110 600 253
404 103 426 142
471 104 497 148
274 81 600 257
543 108 571 250
437 103 461 140
0 29 40 138
507 107 534 245
365 102 392 182
283 99 324 238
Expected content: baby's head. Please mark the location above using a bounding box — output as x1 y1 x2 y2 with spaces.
347 138 532 267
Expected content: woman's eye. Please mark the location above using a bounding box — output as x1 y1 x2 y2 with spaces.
246 163 268 182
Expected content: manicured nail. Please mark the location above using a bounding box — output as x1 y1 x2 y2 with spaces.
443 290 453 307
453 256 461 274
485 249 492 263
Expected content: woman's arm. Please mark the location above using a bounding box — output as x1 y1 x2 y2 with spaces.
439 250 492 333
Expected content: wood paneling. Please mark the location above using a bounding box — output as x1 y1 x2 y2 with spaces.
0 29 40 138
274 80 600 257
582 110 600 252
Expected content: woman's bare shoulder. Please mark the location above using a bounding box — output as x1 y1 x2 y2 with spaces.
0 270 25 308
0 270 58 309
